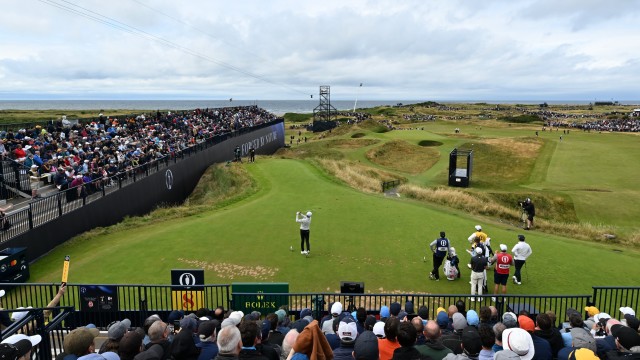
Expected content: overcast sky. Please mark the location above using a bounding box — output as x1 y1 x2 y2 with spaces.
1 0 639 101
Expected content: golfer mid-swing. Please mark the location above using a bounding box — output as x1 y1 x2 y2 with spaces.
296 211 312 255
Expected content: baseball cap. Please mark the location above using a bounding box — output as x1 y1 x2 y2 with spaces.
567 348 600 360
518 235 525 241
593 313 610 324
461 327 482 356
500 244 508 251
503 328 535 360
453 313 468 330
437 311 449 328
353 331 378 360
619 307 636 317
518 315 535 332
0 290 4 298
78 352 120 360
64 327 100 356
373 322 385 338
300 308 312 319
475 247 483 254
306 211 312 217
167 310 184 324
10 307 33 322
338 317 358 343
198 320 218 340
275 309 287 322
379 305 390 318
584 306 600 317
107 319 131 340
570 328 596 352
1 334 42 347
0 340 32 360
331 302 343 315
475 225 482 231
466 310 479 327
229 311 244 324
390 302 401 316
611 324 640 350
397 311 408 321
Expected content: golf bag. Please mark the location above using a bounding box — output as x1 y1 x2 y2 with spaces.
444 259 458 281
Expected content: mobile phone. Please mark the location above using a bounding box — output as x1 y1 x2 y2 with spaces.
173 320 181 331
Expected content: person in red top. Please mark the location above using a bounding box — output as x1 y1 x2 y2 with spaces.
489 244 514 303
13 144 27 161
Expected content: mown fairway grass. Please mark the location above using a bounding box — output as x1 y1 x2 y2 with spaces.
29 158 640 295
25 102 640 295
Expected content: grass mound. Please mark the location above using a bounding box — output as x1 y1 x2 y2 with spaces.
351 133 366 138
315 158 404 193
465 137 543 187
283 113 313 123
326 139 379 149
366 140 439 174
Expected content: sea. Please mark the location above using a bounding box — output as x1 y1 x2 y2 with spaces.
1 99 637 116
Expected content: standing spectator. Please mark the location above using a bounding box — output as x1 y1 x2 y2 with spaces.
477 324 495 360
198 320 220 360
469 248 488 302
119 330 145 360
429 231 451 281
511 235 532 285
29 165 40 199
333 317 358 360
442 327 483 360
606 324 640 359
520 199 535 230
501 328 535 360
441 314 467 355
489 244 514 302
238 321 269 360
295 211 312 255
249 147 255 163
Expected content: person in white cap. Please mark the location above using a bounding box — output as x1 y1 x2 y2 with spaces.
295 210 312 255
489 244 514 302
467 225 493 292
29 164 40 199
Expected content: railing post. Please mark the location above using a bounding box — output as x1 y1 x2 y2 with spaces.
35 309 52 360
28 203 34 229
58 192 63 216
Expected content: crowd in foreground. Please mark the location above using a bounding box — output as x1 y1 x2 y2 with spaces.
2 295 638 360
0 106 277 198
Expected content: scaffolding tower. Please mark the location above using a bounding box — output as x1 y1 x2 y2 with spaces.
312 86 338 132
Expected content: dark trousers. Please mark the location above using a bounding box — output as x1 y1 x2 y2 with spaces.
431 254 445 279
300 229 310 251
514 260 526 282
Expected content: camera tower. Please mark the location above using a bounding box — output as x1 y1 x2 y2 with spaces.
312 85 338 132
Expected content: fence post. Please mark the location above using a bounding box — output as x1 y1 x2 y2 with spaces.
58 193 63 216
28 203 34 229
35 309 52 360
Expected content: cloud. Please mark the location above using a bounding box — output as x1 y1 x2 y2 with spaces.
0 0 638 100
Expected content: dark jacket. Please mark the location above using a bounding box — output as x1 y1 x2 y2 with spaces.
534 328 564 358
392 346 434 360
441 331 463 355
333 343 355 360
238 348 269 360
415 339 453 360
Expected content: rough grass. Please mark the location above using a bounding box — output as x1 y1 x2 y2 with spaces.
366 140 439 174
68 163 255 240
325 139 380 149
465 137 543 186
315 158 404 193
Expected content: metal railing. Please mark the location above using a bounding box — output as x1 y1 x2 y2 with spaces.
591 286 640 317
0 284 636 360
2 283 231 329
0 306 75 360
232 292 592 322
0 119 281 244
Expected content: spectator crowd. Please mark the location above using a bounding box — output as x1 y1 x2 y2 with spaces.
2 289 637 360
0 106 278 199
